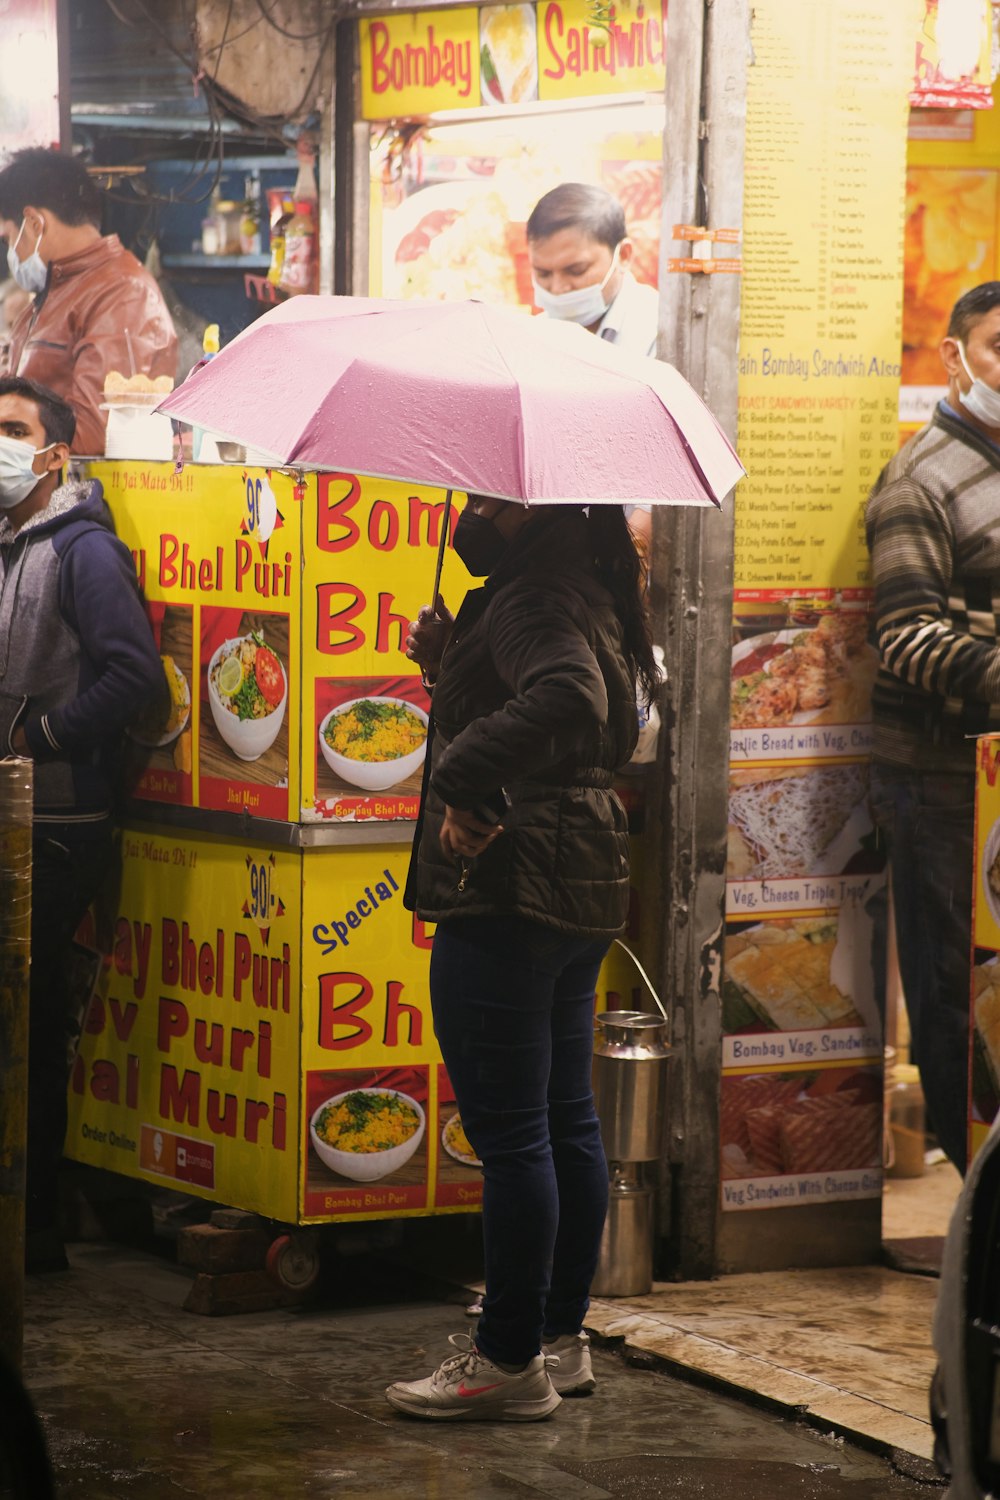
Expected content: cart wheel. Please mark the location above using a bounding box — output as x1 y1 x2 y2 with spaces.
265 1232 320 1294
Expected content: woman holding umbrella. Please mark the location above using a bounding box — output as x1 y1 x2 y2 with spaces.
386 492 658 1423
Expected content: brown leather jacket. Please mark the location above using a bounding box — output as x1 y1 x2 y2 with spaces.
4 235 177 456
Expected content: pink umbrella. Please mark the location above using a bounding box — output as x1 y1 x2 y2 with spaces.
159 296 743 507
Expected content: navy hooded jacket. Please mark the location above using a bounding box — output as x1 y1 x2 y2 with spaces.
0 477 162 826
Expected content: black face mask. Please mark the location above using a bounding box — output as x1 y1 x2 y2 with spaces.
453 510 510 576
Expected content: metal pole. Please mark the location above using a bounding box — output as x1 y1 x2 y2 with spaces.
651 0 749 1279
0 759 33 1370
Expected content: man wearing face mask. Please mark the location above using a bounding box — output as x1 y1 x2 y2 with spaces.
526 183 658 356
0 147 177 456
527 185 657 550
0 375 162 1270
866 281 1000 1176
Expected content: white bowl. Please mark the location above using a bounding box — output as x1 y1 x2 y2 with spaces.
207 636 287 762
318 696 428 792
982 819 1000 931
309 1088 426 1183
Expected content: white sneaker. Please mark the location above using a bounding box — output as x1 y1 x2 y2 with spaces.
541 1331 596 1395
385 1333 562 1422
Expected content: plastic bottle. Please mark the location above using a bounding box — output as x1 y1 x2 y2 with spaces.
887 1064 925 1178
240 174 261 257
279 199 317 295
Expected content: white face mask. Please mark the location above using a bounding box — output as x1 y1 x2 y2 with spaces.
0 434 54 509
958 341 1000 428
532 242 622 326
7 217 47 295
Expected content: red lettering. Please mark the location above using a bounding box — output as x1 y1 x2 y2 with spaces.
233 931 252 1001
90 1059 120 1103
368 499 399 551
318 972 373 1050
109 997 138 1043
157 997 189 1053
159 1063 200 1125
194 1019 224 1065
234 536 253 592
317 474 361 552
369 20 392 94
407 494 458 549
162 917 179 985
207 1090 237 1138
375 592 408 654
317 583 365 654
543 2 566 79
411 915 434 951
159 533 180 588
383 981 422 1047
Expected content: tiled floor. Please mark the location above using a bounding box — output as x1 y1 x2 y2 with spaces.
583 1160 963 1464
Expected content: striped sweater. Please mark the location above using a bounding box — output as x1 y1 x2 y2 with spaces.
866 402 1000 771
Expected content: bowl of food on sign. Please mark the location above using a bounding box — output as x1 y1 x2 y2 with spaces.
730 614 875 731
129 655 190 747
442 1112 482 1168
310 1088 426 1183
318 696 428 791
981 819 1000 932
208 632 287 761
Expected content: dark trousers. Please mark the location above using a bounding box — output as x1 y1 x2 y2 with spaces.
869 764 974 1175
27 828 115 1232
430 915 610 1367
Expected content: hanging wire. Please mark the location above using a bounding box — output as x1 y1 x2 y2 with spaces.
251 0 334 44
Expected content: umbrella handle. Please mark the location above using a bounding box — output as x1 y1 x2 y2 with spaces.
430 490 453 619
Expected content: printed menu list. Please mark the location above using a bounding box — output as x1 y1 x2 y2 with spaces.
736 0 914 598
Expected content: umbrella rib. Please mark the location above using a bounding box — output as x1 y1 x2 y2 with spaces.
481 305 529 502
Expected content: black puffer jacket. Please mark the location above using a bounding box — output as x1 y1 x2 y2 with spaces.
406 508 638 936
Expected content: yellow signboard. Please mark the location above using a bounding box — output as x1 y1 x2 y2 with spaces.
537 0 666 101
67 822 646 1225
359 8 481 119
301 471 470 823
67 828 302 1222
971 736 1000 1162
358 0 666 119
91 461 303 822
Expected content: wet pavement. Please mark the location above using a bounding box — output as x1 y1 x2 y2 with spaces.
14 1224 945 1499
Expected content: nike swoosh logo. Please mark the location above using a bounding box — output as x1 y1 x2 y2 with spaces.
457 1381 505 1397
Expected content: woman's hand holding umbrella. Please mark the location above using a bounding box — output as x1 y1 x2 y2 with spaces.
405 594 454 683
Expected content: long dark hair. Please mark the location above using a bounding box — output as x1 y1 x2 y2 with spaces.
588 505 659 707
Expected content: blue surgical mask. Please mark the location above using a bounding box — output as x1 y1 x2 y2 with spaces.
7 217 47 295
532 242 622 326
958 341 1000 428
0 434 54 508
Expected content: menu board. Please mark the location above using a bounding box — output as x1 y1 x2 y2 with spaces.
736 0 913 600
722 0 916 1213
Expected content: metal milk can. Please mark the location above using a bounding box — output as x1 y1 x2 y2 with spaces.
592 1010 672 1163
590 941 671 1299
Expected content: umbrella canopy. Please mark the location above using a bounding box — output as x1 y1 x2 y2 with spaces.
159 296 743 508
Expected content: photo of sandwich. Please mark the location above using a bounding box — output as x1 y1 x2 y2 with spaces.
479 4 538 106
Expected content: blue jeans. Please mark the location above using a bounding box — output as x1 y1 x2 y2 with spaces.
430 915 610 1367
869 764 974 1174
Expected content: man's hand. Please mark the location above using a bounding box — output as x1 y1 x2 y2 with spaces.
405 594 454 678
440 804 503 860
10 727 30 758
